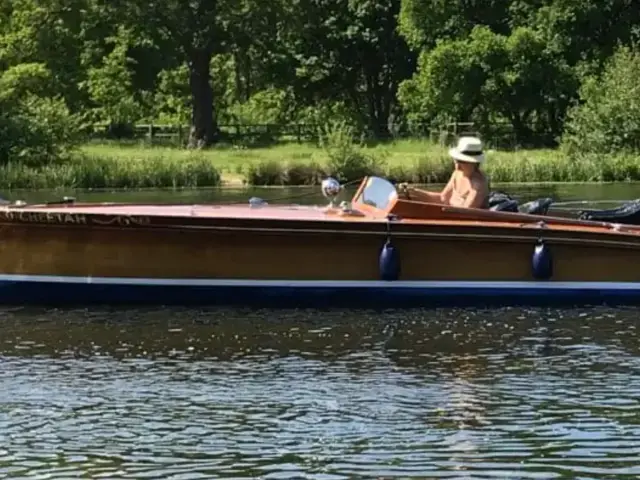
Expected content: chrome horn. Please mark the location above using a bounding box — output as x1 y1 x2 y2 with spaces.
321 177 341 208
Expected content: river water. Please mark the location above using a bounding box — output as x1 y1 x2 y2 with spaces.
1 306 640 479
6 181 640 206
1 184 640 479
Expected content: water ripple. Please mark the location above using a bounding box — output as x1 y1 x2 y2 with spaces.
0 306 639 478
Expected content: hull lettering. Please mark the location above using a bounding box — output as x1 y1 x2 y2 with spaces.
0 211 87 224
92 215 151 226
0 211 151 226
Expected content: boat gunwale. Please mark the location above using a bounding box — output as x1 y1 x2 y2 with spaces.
2 212 640 250
3 203 639 237
0 204 638 230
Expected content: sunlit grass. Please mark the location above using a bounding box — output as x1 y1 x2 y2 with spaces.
0 139 637 189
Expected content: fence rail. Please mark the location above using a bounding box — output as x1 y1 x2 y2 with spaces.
88 121 542 150
90 123 323 143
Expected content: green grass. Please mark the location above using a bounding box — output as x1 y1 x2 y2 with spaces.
0 146 222 190
0 139 639 189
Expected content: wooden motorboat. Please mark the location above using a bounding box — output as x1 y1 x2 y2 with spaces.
2 176 640 308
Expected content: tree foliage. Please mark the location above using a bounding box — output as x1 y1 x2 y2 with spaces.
398 25 578 146
562 46 640 155
0 63 80 165
0 0 638 162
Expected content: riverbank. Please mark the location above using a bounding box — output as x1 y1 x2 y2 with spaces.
0 140 638 189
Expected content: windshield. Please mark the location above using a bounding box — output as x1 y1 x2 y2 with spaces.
353 176 398 211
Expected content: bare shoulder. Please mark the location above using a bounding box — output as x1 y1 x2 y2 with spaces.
443 170 459 189
471 172 489 190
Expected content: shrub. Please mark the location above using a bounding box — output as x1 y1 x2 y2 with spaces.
318 120 386 182
562 46 640 156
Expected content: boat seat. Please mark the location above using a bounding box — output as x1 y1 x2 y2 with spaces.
488 191 513 208
579 200 640 224
519 197 554 215
490 199 519 212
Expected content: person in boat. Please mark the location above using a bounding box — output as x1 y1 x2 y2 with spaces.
399 136 490 209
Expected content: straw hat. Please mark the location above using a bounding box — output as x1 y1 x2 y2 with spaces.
449 136 485 164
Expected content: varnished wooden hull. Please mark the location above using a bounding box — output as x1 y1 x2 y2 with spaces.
2 200 640 307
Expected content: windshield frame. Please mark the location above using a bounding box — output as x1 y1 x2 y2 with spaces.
351 176 399 217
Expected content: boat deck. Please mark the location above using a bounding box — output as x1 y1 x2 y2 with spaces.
4 203 379 221
2 202 640 236
0 202 573 225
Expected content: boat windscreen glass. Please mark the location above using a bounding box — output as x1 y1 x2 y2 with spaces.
353 176 397 211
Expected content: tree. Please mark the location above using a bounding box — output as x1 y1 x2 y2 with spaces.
397 0 514 50
83 26 143 127
562 46 640 155
0 63 80 165
289 0 415 138
105 0 225 147
397 26 577 146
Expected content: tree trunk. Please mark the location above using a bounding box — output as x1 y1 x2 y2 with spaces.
364 69 391 140
188 48 217 148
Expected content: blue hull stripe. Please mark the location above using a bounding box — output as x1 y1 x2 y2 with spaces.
0 275 639 307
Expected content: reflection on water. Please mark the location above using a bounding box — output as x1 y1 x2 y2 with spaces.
1 306 639 478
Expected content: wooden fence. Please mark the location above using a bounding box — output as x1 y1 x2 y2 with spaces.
90 123 321 144
88 121 533 149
